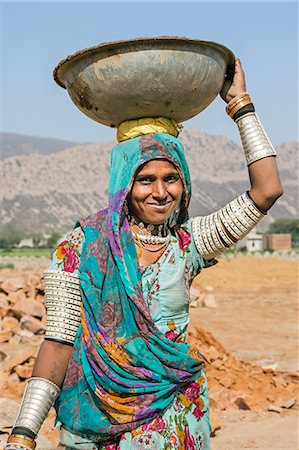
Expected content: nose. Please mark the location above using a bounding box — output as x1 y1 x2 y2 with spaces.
152 180 167 200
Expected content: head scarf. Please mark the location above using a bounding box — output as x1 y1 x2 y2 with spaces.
55 133 204 443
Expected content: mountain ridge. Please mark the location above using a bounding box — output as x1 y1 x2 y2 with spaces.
1 129 298 235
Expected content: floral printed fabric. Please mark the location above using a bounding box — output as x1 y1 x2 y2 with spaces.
50 133 212 449
53 220 211 449
50 227 83 274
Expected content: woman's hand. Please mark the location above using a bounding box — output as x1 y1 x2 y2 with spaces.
220 58 247 104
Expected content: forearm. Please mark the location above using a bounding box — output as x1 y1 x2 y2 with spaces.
248 157 283 212
234 110 283 211
9 341 72 444
6 269 81 449
32 339 73 387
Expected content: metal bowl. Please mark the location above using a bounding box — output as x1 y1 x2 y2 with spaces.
53 36 235 128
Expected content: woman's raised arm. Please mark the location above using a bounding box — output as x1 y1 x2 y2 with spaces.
190 59 283 261
222 58 283 211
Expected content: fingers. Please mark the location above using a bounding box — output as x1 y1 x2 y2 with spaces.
234 58 244 73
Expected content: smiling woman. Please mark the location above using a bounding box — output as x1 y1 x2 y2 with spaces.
130 160 183 223
5 55 283 450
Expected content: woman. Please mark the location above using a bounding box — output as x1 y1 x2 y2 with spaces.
5 59 282 450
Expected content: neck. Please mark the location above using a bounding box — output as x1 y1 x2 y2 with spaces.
128 213 169 237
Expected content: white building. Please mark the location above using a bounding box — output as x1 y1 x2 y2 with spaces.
244 231 263 252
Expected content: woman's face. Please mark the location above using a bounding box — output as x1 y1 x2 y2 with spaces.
128 159 184 225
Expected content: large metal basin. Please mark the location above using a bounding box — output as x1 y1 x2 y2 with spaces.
53 36 235 128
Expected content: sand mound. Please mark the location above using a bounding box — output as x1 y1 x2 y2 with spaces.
188 325 298 411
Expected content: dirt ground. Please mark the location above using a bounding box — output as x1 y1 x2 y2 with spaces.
190 255 298 449
0 255 298 449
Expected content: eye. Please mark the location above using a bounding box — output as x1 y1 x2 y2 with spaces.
165 175 179 182
137 176 153 184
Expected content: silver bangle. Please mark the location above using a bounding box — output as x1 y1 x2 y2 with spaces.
44 270 81 345
192 192 264 259
13 378 60 436
203 215 219 255
208 214 224 254
213 212 235 247
236 112 277 166
219 208 243 240
199 216 215 255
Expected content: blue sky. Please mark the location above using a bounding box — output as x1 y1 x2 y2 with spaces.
0 1 298 146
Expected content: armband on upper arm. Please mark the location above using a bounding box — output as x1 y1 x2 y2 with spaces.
43 270 81 345
192 192 265 259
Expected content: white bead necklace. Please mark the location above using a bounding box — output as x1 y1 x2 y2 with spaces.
134 232 171 244
129 214 171 245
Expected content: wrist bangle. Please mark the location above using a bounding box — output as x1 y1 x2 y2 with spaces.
11 427 35 440
13 377 60 436
7 434 36 450
236 112 277 166
226 92 252 118
233 103 255 121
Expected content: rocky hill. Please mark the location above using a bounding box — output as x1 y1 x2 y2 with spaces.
0 129 298 235
0 133 78 160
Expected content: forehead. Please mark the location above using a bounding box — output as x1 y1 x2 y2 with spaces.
136 159 178 175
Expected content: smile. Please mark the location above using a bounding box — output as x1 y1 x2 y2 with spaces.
146 201 172 211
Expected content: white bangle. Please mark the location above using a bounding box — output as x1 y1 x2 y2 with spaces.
192 192 264 259
236 112 277 166
13 378 60 436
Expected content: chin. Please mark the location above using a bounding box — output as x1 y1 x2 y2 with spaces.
143 213 170 225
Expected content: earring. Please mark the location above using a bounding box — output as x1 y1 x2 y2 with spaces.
123 200 129 216
168 206 181 228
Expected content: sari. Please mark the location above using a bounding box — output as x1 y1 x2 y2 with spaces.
55 133 206 444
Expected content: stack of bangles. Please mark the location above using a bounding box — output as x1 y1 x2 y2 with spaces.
6 433 36 450
226 92 255 121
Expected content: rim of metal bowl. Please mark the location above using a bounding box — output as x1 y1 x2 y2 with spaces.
53 36 236 89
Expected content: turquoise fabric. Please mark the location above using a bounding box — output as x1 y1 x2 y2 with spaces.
54 134 207 445
50 222 211 450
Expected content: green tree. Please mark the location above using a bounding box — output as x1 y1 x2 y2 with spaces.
268 218 299 246
32 233 44 247
47 231 62 248
0 224 24 248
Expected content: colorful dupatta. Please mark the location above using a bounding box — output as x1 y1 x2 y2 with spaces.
55 133 205 443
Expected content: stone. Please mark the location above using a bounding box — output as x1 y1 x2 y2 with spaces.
8 334 21 345
6 374 26 397
279 398 296 409
219 374 233 389
0 350 7 362
210 409 221 437
15 364 32 379
209 389 231 410
16 329 34 339
7 289 27 304
202 294 217 308
205 285 214 293
234 397 251 410
211 359 223 369
3 347 37 372
272 376 288 389
267 405 282 413
189 299 199 308
1 316 20 332
0 397 20 431
1 278 23 294
208 345 221 362
190 286 201 299
20 315 45 334
0 297 9 309
12 297 46 319
0 330 13 343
